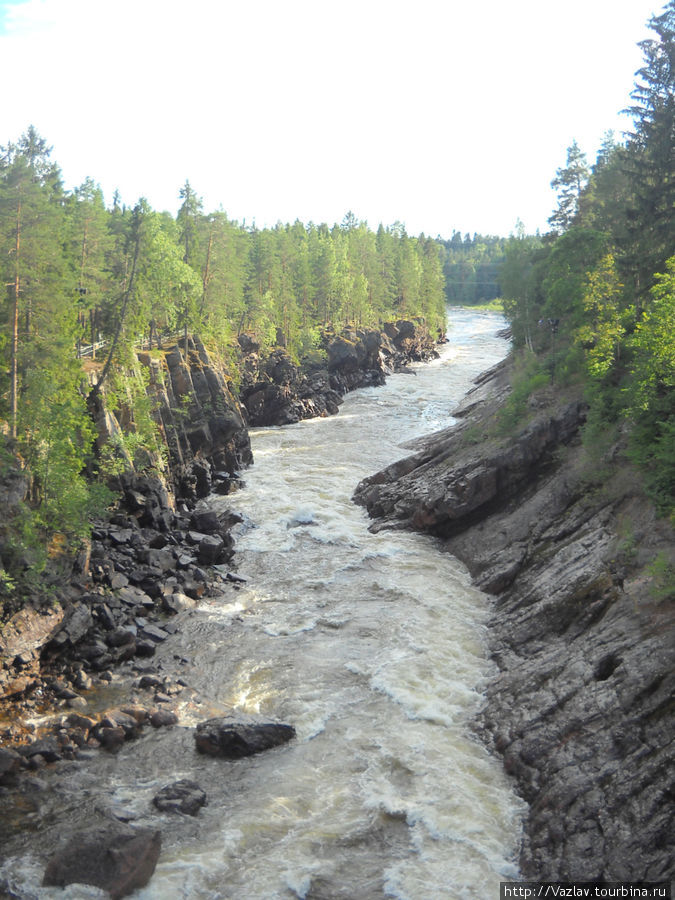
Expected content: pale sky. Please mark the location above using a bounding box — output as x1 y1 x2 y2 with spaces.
0 0 660 238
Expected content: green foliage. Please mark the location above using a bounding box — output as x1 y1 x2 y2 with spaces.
0 126 449 594
576 254 628 378
541 227 610 327
624 257 675 516
470 298 504 312
628 399 675 517
106 366 168 474
646 551 675 602
621 2 675 298
498 9 675 520
548 141 590 233
627 257 675 411
496 350 550 434
500 232 548 351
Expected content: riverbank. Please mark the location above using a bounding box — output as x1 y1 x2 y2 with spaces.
1 317 438 726
354 358 675 882
0 311 522 899
0 316 448 897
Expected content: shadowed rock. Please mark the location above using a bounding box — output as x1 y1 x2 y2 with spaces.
43 823 161 899
153 779 206 816
194 713 296 758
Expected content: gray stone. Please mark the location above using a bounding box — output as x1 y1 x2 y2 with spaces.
150 709 178 728
153 779 205 816
194 713 296 758
43 823 161 898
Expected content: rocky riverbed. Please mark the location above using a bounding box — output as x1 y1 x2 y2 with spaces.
0 317 442 898
354 360 675 883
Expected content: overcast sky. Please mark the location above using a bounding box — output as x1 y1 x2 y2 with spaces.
0 0 660 238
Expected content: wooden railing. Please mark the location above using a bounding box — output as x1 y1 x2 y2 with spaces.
76 331 187 359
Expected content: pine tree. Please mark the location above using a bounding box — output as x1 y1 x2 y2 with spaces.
548 141 590 233
622 1 675 299
0 130 67 437
67 178 113 356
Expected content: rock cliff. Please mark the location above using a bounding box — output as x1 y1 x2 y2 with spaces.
1 336 251 713
238 318 438 427
354 360 675 882
89 335 252 501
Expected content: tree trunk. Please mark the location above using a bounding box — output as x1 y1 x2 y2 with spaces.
91 236 140 399
10 198 21 439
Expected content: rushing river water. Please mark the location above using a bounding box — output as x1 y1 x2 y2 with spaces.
2 308 524 899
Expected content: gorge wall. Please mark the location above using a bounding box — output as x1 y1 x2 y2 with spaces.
354 361 675 883
237 318 439 427
0 318 439 733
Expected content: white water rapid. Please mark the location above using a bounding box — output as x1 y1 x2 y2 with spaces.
2 308 525 899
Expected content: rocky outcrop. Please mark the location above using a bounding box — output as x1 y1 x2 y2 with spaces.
354 360 675 882
89 336 252 502
0 604 64 699
354 360 586 538
238 319 439 427
0 470 242 745
239 344 342 426
194 713 296 758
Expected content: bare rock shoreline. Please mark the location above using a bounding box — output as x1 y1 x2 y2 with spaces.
354 360 675 883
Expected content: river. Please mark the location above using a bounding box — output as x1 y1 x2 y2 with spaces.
1 308 524 899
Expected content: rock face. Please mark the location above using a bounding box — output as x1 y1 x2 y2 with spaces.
355 361 675 882
239 319 439 427
0 469 242 745
89 336 252 502
0 605 64 699
43 823 161 899
194 713 296 758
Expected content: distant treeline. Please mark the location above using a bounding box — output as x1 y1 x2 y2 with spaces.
439 232 506 305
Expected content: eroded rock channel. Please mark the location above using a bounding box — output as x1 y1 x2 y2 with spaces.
355 358 675 884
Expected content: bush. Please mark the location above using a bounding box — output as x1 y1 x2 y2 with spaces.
496 351 550 434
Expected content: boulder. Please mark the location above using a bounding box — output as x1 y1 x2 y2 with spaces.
43 823 161 899
197 534 227 565
194 712 296 758
237 333 260 354
152 779 206 816
0 747 22 781
45 604 94 652
189 509 220 534
150 709 178 728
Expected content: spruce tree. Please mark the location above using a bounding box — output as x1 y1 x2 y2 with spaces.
622 1 675 299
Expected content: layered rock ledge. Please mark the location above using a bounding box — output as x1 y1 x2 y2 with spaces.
354 361 675 882
238 318 439 427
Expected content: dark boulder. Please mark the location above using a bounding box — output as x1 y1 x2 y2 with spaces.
0 747 23 781
45 604 93 653
189 509 220 534
150 709 178 728
197 534 231 565
194 712 296 758
237 333 260 354
43 823 161 899
152 779 206 816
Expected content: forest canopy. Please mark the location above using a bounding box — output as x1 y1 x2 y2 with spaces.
0 139 449 565
499 0 675 516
